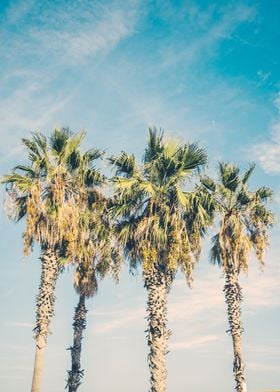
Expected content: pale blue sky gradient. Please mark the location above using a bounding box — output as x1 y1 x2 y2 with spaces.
0 1 279 391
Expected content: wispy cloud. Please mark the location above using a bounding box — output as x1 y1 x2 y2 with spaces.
169 334 219 351
1 1 139 67
0 1 141 164
249 92 280 173
159 3 256 70
91 308 145 334
89 250 279 338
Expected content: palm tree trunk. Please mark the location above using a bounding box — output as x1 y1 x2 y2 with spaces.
66 294 88 392
144 264 172 392
31 247 60 392
224 270 246 392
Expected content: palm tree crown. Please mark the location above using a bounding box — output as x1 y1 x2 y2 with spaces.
3 128 104 260
201 162 273 271
110 127 212 280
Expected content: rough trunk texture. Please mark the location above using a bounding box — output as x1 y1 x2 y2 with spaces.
144 264 172 392
66 294 88 392
224 269 246 392
31 247 60 392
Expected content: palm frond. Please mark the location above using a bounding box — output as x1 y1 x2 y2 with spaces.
242 163 255 184
219 162 240 191
210 234 222 266
50 127 72 155
144 127 164 163
236 188 252 206
109 151 137 177
255 186 273 202
61 130 85 164
179 143 207 172
200 175 216 192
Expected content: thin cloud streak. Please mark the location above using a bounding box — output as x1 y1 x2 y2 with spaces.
89 252 279 337
92 308 145 334
169 334 219 351
159 4 256 70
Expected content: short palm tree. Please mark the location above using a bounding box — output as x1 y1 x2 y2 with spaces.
201 162 273 392
2 128 101 392
110 128 213 392
66 188 121 392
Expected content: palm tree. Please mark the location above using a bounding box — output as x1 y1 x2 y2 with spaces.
110 128 213 392
66 188 121 392
201 162 273 392
2 128 100 392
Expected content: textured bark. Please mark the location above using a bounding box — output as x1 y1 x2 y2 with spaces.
144 264 172 392
31 248 60 392
66 294 88 392
224 269 246 392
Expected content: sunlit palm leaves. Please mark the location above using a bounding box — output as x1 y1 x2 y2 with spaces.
201 162 273 272
201 162 273 392
110 127 212 280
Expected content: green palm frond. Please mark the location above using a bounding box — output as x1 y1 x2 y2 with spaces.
173 186 188 207
236 188 252 206
200 176 216 192
84 148 104 162
50 127 72 154
110 128 211 280
61 130 85 164
13 165 38 177
179 143 207 172
202 161 273 272
144 126 164 163
210 234 222 266
109 151 137 177
113 177 138 189
138 180 157 197
22 132 50 171
2 173 34 192
22 136 41 156
255 186 273 202
242 163 255 184
219 162 240 191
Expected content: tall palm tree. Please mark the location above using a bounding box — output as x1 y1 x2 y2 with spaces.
201 162 273 392
66 188 121 392
110 128 213 392
2 128 101 392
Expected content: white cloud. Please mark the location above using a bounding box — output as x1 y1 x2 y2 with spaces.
249 92 280 173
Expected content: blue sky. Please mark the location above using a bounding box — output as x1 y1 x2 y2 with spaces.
0 0 279 391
